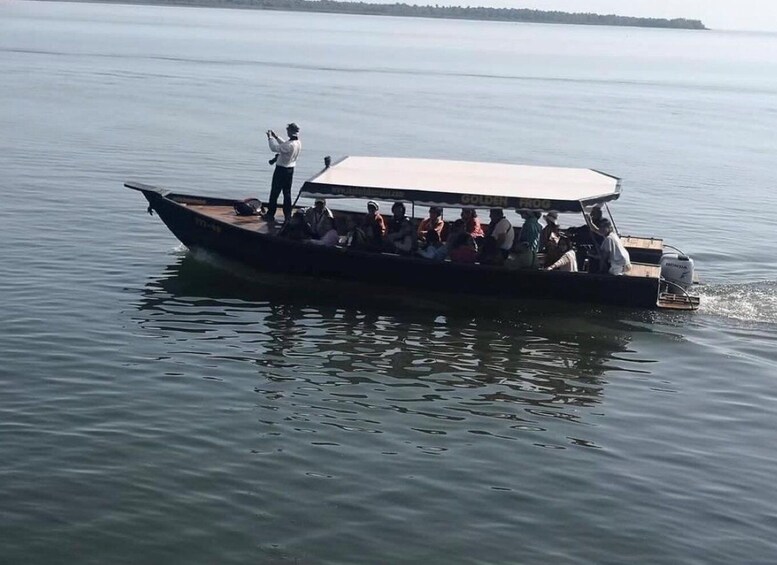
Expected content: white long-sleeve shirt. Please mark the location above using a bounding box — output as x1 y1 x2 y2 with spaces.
268 135 301 168
600 232 631 275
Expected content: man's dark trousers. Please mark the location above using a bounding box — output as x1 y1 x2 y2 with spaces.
266 165 294 220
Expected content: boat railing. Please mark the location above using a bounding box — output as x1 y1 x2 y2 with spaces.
662 243 688 257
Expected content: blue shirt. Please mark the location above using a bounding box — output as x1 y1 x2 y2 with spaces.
519 216 542 252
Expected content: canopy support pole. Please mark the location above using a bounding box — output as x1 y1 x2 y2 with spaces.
604 203 619 236
291 185 303 210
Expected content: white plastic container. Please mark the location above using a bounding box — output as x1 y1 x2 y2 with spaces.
660 253 695 291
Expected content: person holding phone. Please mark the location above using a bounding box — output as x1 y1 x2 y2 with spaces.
264 123 301 222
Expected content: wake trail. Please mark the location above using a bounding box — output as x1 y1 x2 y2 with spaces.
697 280 777 324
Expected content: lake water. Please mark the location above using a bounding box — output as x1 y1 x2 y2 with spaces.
2 2 777 563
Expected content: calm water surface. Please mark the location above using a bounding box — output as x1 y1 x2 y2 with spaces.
2 2 777 563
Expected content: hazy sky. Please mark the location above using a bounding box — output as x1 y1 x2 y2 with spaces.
447 1 777 31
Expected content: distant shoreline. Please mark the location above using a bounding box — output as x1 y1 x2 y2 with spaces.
36 0 708 30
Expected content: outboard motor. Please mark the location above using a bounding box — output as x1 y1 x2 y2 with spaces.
660 253 695 292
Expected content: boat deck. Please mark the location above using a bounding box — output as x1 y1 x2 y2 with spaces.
187 203 277 235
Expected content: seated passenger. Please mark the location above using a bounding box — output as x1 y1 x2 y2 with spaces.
544 237 578 272
304 198 334 239
570 205 605 248
517 211 542 253
385 202 415 254
279 208 309 241
353 200 386 251
417 229 447 261
391 223 416 254
598 218 631 275
307 215 339 247
588 205 605 234
443 219 464 255
587 206 606 246
461 207 484 239
446 218 465 243
505 241 537 270
486 208 514 259
477 235 504 266
418 206 444 243
448 232 478 263
386 201 410 235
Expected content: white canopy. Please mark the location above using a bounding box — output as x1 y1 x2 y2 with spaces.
301 156 621 212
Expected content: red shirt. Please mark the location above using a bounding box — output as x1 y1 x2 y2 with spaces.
363 213 387 237
466 217 484 238
418 217 444 240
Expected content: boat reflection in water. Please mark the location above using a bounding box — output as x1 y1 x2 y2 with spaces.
133 251 659 449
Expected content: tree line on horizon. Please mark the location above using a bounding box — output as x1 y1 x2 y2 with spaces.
93 0 708 29
267 0 708 29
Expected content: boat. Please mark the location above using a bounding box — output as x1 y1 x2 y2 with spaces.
125 155 700 310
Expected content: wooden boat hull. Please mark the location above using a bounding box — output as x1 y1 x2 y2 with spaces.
129 183 669 310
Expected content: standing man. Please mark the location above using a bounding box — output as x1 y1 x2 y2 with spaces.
486 208 514 259
264 122 301 222
517 210 542 253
